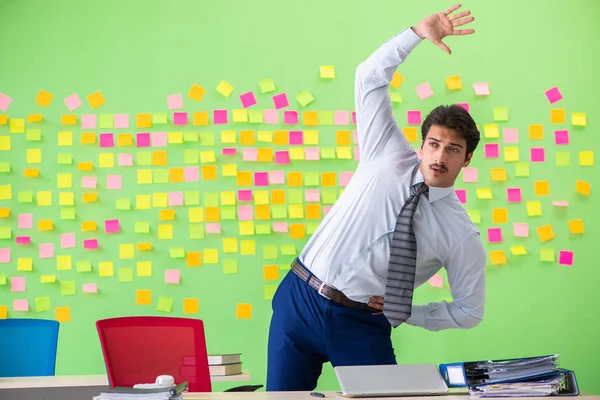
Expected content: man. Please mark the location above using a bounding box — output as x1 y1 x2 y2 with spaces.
266 4 486 391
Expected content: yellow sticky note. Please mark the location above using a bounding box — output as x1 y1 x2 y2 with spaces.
99 153 114 168
57 255 72 271
403 127 419 143
390 72 404 89
490 168 507 181
222 164 237 177
289 147 304 160
579 151 594 166
27 148 42 164
289 204 304 219
137 261 152 276
137 169 153 184
136 113 152 128
81 133 96 144
41 275 56 283
120 244 135 259
0 136 10 151
59 192 74 206
216 80 234 97
137 242 152 251
118 133 133 146
37 191 52 206
534 180 550 196
241 240 256 255
240 130 255 145
188 208 204 223
492 208 508 224
504 147 520 162
223 238 238 253
258 148 273 162
200 150 216 163
57 173 72 189
528 124 544 140
153 193 169 208
476 188 493 199
221 192 236 206
193 111 209 126
36 90 53 107
136 290 152 305
232 109 248 123
78 162 93 171
186 252 202 267
55 306 71 322
510 245 528 256
571 112 587 126
257 130 273 143
568 219 585 234
0 185 10 201
10 118 25 133
490 250 507 265
158 224 173 240
236 303 252 319
239 221 255 236
99 261 114 277
290 223 306 239
82 193 98 203
0 208 9 217
23 168 39 177
221 130 237 143
445 75 463 90
136 194 151 210
203 249 219 264
483 124 499 139
575 180 591 196
526 201 542 216
28 114 43 122
537 224 555 242
17 258 33 271
87 91 106 109
336 147 352 159
550 109 566 124
183 298 199 314
320 65 335 79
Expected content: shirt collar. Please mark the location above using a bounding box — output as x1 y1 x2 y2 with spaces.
412 164 455 203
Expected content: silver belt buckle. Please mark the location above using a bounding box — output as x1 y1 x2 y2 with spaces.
317 281 332 300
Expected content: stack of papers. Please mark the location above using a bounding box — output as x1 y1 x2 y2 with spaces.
93 381 187 400
469 354 559 384
469 376 564 397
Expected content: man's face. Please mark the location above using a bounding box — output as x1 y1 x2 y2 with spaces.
419 124 472 188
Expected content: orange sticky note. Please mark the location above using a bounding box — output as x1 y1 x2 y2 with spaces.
0 305 7 319
38 220 53 231
550 109 566 124
390 72 405 89
24 168 39 177
36 90 53 107
183 298 199 314
534 180 550 196
490 168 507 181
240 130 255 145
61 115 77 125
160 209 175 220
257 148 273 162
118 133 133 146
306 204 321 220
169 168 185 182
0 208 9 218
205 207 220 222
274 130 288 145
186 251 202 267
0 115 7 125
193 111 209 126
490 250 507 265
55 306 72 322
528 124 544 140
237 171 252 186
492 208 508 224
82 193 98 203
288 172 303 187
575 180 591 196
568 219 585 234
303 111 319 126
336 130 351 145
188 84 206 102
136 290 152 305
136 113 152 128
290 223 306 239
152 150 168 166
263 265 279 280
236 303 252 319
256 205 271 220
87 91 105 109
271 190 286 204
445 75 462 90
80 133 96 144
82 221 97 231
78 162 94 171
402 127 419 143
137 242 152 251
202 165 217 180
322 172 336 187
28 114 43 122
537 224 555 242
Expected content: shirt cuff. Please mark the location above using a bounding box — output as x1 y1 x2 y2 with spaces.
405 304 426 328
394 27 424 52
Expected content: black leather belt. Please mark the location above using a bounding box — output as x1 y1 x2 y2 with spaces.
291 258 380 313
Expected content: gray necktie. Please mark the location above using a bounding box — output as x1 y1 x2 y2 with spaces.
383 181 429 328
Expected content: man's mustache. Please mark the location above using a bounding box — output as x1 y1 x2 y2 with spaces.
429 163 448 172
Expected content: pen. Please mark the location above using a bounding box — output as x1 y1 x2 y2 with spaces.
310 392 325 398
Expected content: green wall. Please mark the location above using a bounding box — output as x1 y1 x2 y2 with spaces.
1 0 599 394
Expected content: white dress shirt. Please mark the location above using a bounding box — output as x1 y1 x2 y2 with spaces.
298 27 486 332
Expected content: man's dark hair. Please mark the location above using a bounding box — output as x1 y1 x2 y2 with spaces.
421 104 480 159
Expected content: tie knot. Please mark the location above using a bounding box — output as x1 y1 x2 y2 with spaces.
410 182 429 196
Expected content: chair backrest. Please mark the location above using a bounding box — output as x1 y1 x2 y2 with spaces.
0 319 59 377
96 316 212 392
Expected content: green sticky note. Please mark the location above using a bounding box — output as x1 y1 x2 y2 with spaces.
204 193 219 207
0 162 10 172
0 274 6 285
116 199 131 210
296 90 315 107
135 221 151 233
0 226 11 239
305 172 320 186
307 222 320 235
322 190 338 205
200 132 215 146
320 147 336 159
493 107 509 122
170 247 186 259
60 280 76 296
223 259 238 274
154 169 169 184
256 223 271 234
184 131 199 142
153 112 168 124
279 263 291 271
157 296 173 313
467 210 481 224
221 206 236 220
76 260 92 272
189 224 205 239
99 114 114 128
390 93 403 104
556 152 571 167
514 162 530 177
137 151 152 166
26 129 42 141
60 208 76 220
184 191 200 206
264 285 278 300
57 153 73 164
319 111 334 126
249 110 264 124
281 245 297 256
118 267 134 282
35 296 51 312
18 191 33 203
263 245 278 260
259 78 276 93
271 205 287 219
288 190 303 204
184 150 199 164
540 247 555 262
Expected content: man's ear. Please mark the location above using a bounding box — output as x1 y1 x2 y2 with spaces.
463 152 473 167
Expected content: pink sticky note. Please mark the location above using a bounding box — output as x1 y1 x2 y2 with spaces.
64 93 83 111
11 277 26 292
353 130 358 144
559 250 573 266
507 188 522 203
13 299 28 312
273 222 288 233
84 239 99 250
462 167 478 183
428 274 444 288
82 114 97 129
275 151 290 165
152 132 168 147
243 148 258 162
114 114 129 128
238 190 253 202
340 172 354 187
82 176 97 189
530 147 545 162
456 103 470 113
254 172 269 186
305 189 320 202
206 223 221 234
107 175 122 190
82 283 98 293
415 82 433 100
289 131 303 145
0 248 10 263
455 189 467 204
407 110 422 125
473 82 490 96
354 146 360 161
283 111 298 125
545 86 563 104
554 130 569 145
484 143 499 158
487 228 502 243
184 167 199 182
100 133 114 148
136 133 151 147
553 201 569 207
213 110 228 124
0 92 13 111
240 91 257 108
61 232 76 249
222 148 237 156
503 128 519 143
118 153 133 166
167 94 183 110
352 111 357 125
264 109 279 124
270 171 285 184
39 243 55 259
105 219 120 234
305 147 320 161
334 110 349 125
168 192 184 207
18 214 33 229
173 112 188 126
165 269 181 284
272 93 289 110
238 205 254 220
513 222 529 238
324 206 333 217
16 236 30 245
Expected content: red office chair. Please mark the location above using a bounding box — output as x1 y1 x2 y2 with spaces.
96 316 262 393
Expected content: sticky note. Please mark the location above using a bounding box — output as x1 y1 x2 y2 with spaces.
82 283 98 293
526 201 542 216
550 109 566 124
445 75 462 90
36 90 53 107
559 250 574 266
487 228 502 243
494 107 508 121
485 144 499 159
165 270 181 284
39 243 55 259
57 255 72 271
120 244 135 259
530 147 545 162
167 93 183 110
483 124 499 139
87 91 105 109
554 130 569 145
545 86 562 104
568 219 585 234
105 219 120 234
506 188 522 203
461 167 478 183
216 80 234 97
575 180 591 196
528 124 544 140
35 296 51 312
503 128 519 143
537 224 555 242
13 299 29 312
84 239 99 250
412 82 433 100
319 65 335 78
99 261 114 277
260 78 276 94
514 162 530 177
61 281 76 296
489 250 506 265
579 151 594 166
540 248 555 262
534 180 550 196
236 303 252 319
571 112 587 126
296 90 315 107
473 82 490 96
188 83 206 102
76 260 92 272
492 208 508 224
510 246 527 256
11 277 26 292
17 258 32 271
239 91 257 108
390 72 404 88
476 188 493 199
158 224 173 239
136 290 152 305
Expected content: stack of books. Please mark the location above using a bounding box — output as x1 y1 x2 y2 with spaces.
93 381 188 400
208 353 243 376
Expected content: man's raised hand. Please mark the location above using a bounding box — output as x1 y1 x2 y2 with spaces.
412 3 475 55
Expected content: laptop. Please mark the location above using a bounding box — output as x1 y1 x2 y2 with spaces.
334 364 449 397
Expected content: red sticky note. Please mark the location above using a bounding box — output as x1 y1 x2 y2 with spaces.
531 147 545 162
352 112 357 125
16 236 30 245
213 110 228 124
545 86 563 104
487 228 502 243
275 151 290 165
173 112 188 126
289 131 303 145
507 188 522 203
84 239 99 250
554 130 569 145
254 172 269 186
272 93 289 110
222 148 237 156
240 91 257 108
558 250 573 266
39 243 55 259
455 189 467 204
484 143 499 158
105 219 120 234
136 133 151 147
407 110 422 125
99 133 114 148
238 190 253 202
283 111 298 125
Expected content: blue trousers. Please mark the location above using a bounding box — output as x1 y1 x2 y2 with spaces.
266 261 396 391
